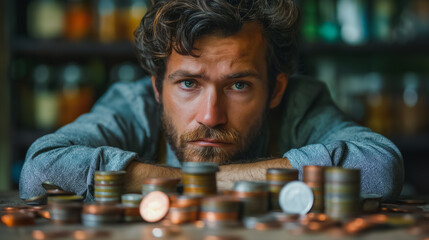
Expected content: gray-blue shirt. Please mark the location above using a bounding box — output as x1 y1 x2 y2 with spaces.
20 76 404 201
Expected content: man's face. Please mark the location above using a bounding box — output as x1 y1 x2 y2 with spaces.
154 23 286 164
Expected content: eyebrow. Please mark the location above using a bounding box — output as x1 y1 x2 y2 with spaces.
167 70 261 81
226 71 260 79
167 70 205 81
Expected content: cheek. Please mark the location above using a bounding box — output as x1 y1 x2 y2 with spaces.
227 95 267 135
162 86 196 132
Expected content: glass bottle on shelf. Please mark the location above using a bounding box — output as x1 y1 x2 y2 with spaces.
301 0 318 43
337 0 368 45
96 0 116 42
364 73 393 136
372 0 394 42
58 63 94 127
318 0 339 43
33 64 59 130
399 73 427 135
64 0 93 41
127 0 148 41
27 0 65 40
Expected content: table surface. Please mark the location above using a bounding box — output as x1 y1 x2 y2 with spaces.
1 191 428 240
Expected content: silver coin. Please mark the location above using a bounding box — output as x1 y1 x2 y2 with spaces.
279 181 313 215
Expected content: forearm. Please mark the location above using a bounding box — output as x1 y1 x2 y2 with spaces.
124 161 182 193
217 158 292 190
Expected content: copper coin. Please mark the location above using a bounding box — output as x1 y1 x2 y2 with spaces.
32 230 71 239
303 165 325 182
142 177 181 186
82 203 123 215
1 206 30 213
397 199 427 205
42 181 63 191
171 195 202 208
200 212 239 221
25 194 47 205
168 210 198 224
73 230 111 239
232 191 268 198
46 189 75 196
1 212 35 227
254 221 282 231
140 191 170 222
205 236 243 240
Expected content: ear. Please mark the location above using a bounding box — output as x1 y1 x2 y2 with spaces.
269 73 288 109
152 76 160 103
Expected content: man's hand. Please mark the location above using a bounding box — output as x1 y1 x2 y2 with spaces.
124 161 182 193
216 158 292 191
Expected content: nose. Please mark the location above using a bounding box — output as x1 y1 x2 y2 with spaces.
195 88 227 128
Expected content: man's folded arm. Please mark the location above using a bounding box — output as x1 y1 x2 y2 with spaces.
20 80 161 201
281 78 404 200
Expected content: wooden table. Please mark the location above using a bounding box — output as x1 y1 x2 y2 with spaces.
1 191 428 240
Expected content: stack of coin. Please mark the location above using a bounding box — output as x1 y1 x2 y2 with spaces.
167 195 201 224
266 168 299 210
94 171 126 203
233 181 269 217
82 203 124 226
121 194 143 222
48 195 84 224
182 162 219 196
141 178 180 196
325 167 361 220
200 196 241 229
303 165 326 213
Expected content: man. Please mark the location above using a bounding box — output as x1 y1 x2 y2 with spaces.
20 0 403 201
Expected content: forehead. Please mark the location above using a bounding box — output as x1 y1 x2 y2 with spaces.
167 23 267 73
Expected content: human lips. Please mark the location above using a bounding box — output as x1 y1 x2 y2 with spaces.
188 138 232 147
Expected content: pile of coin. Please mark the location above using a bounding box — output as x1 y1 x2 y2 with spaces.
82 203 124 226
1 206 36 227
182 162 219 196
142 178 180 196
200 196 241 229
94 171 126 203
233 181 269 216
121 194 143 222
303 165 325 213
167 195 201 224
325 167 361 220
266 168 298 210
47 195 84 224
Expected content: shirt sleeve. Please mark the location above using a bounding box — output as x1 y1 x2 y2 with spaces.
280 76 404 200
19 78 161 202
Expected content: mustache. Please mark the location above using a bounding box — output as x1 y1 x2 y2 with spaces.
181 125 240 144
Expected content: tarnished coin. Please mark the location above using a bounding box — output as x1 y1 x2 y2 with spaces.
25 194 47 205
140 191 170 222
42 181 63 191
279 181 314 215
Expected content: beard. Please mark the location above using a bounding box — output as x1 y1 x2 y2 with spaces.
161 105 267 165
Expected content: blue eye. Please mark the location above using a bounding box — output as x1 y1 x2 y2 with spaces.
181 80 195 88
232 82 246 90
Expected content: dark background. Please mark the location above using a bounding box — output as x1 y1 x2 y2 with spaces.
0 0 428 196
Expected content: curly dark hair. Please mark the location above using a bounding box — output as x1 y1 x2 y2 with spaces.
135 0 300 93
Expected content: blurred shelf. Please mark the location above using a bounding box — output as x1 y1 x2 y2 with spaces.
301 41 429 56
11 39 136 58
